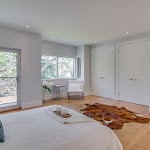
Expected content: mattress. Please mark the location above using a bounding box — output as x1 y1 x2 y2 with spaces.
0 106 123 150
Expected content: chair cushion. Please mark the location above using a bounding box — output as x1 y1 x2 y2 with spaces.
68 80 83 91
0 120 4 143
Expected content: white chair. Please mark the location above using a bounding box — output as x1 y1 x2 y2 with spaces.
67 80 84 99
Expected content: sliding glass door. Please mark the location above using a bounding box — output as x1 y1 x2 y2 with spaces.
0 48 21 108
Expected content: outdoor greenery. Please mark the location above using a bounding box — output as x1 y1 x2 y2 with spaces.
0 52 75 97
58 57 74 78
41 56 75 79
41 56 57 79
0 51 17 97
0 51 17 77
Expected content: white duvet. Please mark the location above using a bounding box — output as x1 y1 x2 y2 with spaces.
0 106 123 150
45 105 96 123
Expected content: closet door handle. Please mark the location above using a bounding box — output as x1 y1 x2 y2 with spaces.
130 78 133 80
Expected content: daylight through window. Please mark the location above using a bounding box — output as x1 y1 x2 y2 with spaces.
41 56 57 79
41 56 75 79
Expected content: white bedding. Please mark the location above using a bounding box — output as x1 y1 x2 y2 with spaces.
45 105 96 123
0 106 123 150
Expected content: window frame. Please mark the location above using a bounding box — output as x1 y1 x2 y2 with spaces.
41 55 76 80
77 57 81 78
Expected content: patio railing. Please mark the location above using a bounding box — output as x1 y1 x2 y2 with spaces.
0 77 17 104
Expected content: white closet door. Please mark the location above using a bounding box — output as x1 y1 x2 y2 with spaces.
91 50 97 95
119 44 134 103
133 40 150 105
101 46 114 99
95 49 102 96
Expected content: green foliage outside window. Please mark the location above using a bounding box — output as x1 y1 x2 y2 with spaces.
0 51 17 97
41 56 57 79
41 55 75 79
58 57 74 78
0 51 17 77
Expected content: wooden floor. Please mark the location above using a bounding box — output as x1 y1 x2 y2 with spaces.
1 95 150 150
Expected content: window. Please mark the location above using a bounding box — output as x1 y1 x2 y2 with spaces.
41 56 76 79
58 57 75 79
41 56 57 79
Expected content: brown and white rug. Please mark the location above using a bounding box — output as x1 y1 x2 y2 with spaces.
80 103 150 130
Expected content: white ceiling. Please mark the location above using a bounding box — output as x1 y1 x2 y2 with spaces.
0 0 150 46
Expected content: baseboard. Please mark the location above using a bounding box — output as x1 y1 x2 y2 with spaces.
113 95 119 100
91 91 97 95
84 91 92 96
21 100 42 109
43 91 92 100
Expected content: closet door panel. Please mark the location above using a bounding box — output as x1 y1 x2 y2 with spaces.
95 49 102 96
119 44 134 102
134 40 150 105
101 46 114 99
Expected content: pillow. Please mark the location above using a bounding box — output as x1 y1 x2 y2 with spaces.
0 120 4 143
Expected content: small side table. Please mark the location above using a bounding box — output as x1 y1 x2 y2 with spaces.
53 85 65 100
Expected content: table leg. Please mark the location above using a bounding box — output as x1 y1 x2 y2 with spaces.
58 87 60 100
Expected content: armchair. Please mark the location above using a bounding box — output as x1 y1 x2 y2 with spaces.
67 80 84 99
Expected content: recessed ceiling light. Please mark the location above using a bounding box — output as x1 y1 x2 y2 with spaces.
51 38 53 40
94 41 97 43
26 26 29 28
126 32 129 34
73 43 75 44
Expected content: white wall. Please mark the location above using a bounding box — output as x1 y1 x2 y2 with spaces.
42 40 76 57
84 45 91 94
0 26 42 108
41 40 77 99
76 45 91 95
0 25 91 105
76 45 84 80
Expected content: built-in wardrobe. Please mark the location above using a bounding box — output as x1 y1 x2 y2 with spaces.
118 39 150 106
91 39 150 106
91 46 115 99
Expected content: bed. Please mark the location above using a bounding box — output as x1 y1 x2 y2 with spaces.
0 105 123 150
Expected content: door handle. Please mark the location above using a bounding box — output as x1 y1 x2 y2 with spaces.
134 78 138 81
130 78 133 80
16 75 19 83
101 77 104 79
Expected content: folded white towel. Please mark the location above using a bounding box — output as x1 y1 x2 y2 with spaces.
45 105 96 124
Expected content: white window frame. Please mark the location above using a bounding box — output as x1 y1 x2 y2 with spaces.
41 55 76 80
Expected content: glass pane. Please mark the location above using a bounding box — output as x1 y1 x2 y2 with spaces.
58 57 75 79
0 50 17 107
0 78 17 105
0 51 17 77
41 55 57 79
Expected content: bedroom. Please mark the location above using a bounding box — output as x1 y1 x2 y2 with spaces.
0 0 150 150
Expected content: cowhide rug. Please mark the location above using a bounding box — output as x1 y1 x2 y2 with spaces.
80 103 150 130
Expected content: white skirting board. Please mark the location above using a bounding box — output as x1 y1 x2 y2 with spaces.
21 100 42 109
43 91 92 100
84 91 92 96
